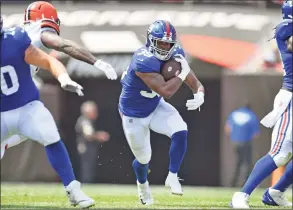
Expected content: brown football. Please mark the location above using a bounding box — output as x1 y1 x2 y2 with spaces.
160 59 182 81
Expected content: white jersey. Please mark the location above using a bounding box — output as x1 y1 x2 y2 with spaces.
23 21 57 76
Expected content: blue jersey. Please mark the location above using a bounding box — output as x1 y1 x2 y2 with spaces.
275 19 292 91
119 45 185 118
227 107 259 142
1 27 39 112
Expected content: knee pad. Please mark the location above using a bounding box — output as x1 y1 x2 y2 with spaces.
182 122 188 132
38 128 60 146
175 121 188 133
271 152 292 167
136 152 151 165
166 115 188 137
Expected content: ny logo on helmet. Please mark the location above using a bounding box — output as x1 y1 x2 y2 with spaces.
163 32 173 41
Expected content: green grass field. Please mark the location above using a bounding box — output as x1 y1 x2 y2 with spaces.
1 183 292 209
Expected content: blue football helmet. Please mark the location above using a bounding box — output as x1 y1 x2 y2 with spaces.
146 20 177 61
282 0 292 19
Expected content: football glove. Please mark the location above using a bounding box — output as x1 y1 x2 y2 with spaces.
94 59 117 80
58 73 84 96
174 54 190 81
186 91 204 111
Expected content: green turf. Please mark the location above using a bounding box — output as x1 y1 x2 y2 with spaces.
1 183 292 209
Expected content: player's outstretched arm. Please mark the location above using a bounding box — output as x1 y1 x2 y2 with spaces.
136 72 183 99
41 31 97 65
40 31 117 80
287 36 292 52
24 44 83 96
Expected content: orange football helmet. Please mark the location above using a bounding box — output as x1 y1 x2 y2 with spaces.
24 1 60 34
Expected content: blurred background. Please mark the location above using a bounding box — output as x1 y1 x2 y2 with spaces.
1 0 286 188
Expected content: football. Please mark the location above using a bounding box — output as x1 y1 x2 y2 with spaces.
161 59 181 81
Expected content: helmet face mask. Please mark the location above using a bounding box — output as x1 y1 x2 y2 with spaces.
149 36 176 61
147 20 177 61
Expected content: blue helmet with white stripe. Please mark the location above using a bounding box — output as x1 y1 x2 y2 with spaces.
282 0 292 20
146 20 177 61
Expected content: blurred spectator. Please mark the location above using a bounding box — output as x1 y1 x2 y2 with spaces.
75 101 110 183
225 103 260 187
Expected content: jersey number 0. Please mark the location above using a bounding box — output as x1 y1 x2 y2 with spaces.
1 65 20 95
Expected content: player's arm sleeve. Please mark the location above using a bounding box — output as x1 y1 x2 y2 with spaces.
14 26 32 53
277 22 293 40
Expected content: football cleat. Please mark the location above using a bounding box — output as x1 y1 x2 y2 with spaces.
137 181 154 205
230 192 250 209
165 172 183 195
262 188 292 207
65 180 95 209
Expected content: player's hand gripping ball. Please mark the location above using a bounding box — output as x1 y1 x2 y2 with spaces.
160 58 182 81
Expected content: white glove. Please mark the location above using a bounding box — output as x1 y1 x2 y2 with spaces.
186 91 204 111
174 54 191 81
58 73 84 96
94 59 117 80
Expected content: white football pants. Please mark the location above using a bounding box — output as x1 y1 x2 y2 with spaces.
121 99 187 164
269 91 292 167
1 100 60 148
